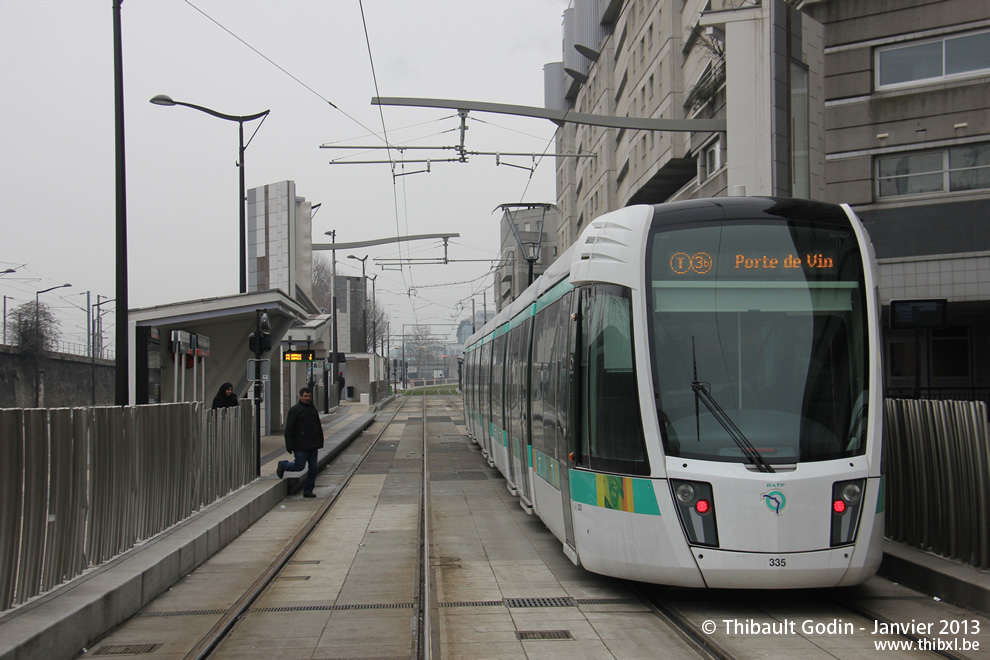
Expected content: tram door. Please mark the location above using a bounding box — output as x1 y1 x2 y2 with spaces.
507 322 531 504
557 290 578 553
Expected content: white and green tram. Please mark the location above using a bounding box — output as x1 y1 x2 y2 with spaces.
462 197 885 588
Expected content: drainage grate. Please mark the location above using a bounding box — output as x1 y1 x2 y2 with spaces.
136 609 225 617
575 597 643 605
254 605 334 612
277 575 311 581
289 559 321 565
456 470 488 480
254 602 414 613
517 630 574 641
334 602 414 610
440 600 504 608
504 597 577 608
93 644 161 655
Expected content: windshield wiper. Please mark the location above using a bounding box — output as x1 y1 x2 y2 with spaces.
692 338 775 473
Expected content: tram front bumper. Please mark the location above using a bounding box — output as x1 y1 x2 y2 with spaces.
695 546 871 589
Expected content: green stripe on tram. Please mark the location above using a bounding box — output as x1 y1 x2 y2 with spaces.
535 278 573 312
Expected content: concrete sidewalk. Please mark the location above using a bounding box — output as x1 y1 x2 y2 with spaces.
0 410 375 660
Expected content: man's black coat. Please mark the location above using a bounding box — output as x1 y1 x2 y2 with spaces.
284 401 325 452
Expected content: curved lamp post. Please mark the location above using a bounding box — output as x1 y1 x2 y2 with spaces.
35 283 71 407
150 94 270 293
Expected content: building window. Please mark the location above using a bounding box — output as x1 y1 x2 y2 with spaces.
790 62 810 198
876 29 990 89
877 143 990 198
698 139 721 181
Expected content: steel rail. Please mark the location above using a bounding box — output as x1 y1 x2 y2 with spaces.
184 399 408 659
630 582 735 660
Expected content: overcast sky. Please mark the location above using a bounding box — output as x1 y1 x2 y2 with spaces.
0 0 568 348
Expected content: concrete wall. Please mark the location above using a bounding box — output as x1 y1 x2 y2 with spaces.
0 345 115 409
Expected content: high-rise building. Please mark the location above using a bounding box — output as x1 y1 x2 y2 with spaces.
246 180 314 301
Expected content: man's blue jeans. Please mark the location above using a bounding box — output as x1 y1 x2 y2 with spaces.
279 449 319 493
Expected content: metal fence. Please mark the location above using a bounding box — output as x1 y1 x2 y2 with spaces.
0 400 253 611
884 398 990 568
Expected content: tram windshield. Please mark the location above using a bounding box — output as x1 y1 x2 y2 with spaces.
647 214 869 465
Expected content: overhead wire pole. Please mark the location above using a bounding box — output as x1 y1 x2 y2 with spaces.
112 0 128 406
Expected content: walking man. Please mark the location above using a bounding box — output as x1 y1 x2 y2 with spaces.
277 387 324 498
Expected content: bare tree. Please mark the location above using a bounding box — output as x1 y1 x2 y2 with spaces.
312 253 332 312
10 301 61 355
409 325 443 379
365 297 391 352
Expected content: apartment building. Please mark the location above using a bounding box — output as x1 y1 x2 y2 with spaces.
541 0 989 401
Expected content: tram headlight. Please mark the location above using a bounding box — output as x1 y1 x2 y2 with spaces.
670 479 719 548
675 483 696 503
830 478 867 546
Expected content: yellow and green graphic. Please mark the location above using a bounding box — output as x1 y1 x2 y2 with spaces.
569 470 661 516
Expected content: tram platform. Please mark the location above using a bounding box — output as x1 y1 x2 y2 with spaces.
0 407 375 660
1 397 988 659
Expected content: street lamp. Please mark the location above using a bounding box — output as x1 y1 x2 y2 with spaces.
348 255 369 352
35 283 71 407
150 94 270 294
368 274 378 353
253 310 271 476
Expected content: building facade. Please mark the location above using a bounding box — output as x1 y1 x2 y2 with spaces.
804 0 990 400
542 0 989 402
246 180 314 301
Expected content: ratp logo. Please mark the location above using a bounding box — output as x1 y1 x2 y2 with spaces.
762 490 786 515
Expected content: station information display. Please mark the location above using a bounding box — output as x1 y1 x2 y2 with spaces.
283 350 316 362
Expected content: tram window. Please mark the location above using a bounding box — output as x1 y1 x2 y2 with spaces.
647 218 869 463
579 285 649 475
531 303 556 458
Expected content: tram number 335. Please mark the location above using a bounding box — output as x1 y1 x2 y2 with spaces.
769 558 787 567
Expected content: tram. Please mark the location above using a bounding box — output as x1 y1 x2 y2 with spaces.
462 197 884 589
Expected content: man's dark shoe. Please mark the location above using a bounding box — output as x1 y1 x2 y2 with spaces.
303 491 316 498
276 463 285 479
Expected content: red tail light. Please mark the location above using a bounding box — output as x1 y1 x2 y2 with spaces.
832 499 847 514
695 499 711 514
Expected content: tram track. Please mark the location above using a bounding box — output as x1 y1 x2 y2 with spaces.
181 397 411 659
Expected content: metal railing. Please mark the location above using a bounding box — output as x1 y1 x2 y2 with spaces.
886 387 990 414
0 400 253 611
884 398 990 568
